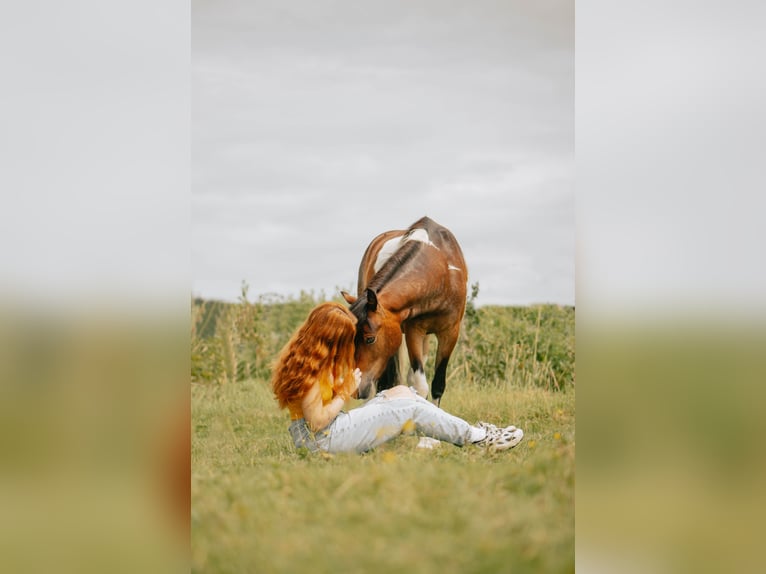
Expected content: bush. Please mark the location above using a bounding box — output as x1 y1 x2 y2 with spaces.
191 283 575 391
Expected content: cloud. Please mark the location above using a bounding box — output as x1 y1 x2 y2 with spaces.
192 1 573 306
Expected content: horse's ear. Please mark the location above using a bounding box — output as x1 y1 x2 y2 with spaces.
341 291 357 305
365 288 378 312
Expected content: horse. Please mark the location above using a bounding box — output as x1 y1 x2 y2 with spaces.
341 216 468 405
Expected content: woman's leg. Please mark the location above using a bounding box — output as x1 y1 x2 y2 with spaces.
318 392 476 453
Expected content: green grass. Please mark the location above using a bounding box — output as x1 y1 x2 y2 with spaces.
191 287 575 392
191 290 575 572
192 378 574 573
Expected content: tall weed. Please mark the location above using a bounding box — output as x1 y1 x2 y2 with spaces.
191 283 574 391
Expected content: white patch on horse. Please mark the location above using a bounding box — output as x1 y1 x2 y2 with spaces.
408 369 429 398
406 228 439 250
448 264 461 271
374 229 439 273
373 236 402 273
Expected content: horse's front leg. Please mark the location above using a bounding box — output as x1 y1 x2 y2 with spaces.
431 324 460 406
404 327 429 399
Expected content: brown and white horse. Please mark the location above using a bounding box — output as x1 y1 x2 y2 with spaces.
342 216 467 405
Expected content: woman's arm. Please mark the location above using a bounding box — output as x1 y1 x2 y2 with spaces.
301 384 347 432
302 368 361 432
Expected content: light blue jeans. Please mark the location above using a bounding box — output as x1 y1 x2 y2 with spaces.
302 388 475 453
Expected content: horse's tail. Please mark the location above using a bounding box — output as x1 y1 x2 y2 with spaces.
396 340 408 386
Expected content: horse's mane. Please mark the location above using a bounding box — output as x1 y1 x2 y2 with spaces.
350 235 422 322
368 238 422 294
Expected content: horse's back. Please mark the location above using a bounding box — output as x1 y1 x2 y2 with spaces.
412 216 466 266
358 216 467 308
409 216 468 299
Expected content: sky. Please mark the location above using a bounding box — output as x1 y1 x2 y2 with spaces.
192 0 573 306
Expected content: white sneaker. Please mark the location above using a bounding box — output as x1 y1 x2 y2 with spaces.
474 421 524 451
416 437 441 449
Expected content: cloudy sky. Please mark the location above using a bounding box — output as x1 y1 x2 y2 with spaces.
192 0 573 306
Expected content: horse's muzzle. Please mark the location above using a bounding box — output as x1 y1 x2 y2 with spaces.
356 375 377 400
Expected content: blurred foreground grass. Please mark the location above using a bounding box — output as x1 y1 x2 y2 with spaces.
192 379 575 573
577 319 766 573
0 308 189 573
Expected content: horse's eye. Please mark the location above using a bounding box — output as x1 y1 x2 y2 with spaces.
364 336 376 345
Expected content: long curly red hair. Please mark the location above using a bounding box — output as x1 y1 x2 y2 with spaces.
271 302 357 409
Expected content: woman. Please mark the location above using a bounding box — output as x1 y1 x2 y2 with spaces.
272 302 523 454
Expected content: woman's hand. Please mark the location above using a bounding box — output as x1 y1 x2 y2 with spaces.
337 368 361 401
351 368 361 393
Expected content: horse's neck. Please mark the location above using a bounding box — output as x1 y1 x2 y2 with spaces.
377 273 439 319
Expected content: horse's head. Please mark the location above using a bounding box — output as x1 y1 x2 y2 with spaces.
342 288 403 399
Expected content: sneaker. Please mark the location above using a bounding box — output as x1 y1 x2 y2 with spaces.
416 437 441 449
476 421 498 433
474 421 524 451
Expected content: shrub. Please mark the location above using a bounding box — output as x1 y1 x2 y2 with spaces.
190 283 575 391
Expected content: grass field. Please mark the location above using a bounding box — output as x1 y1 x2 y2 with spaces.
191 293 574 573
192 379 573 573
